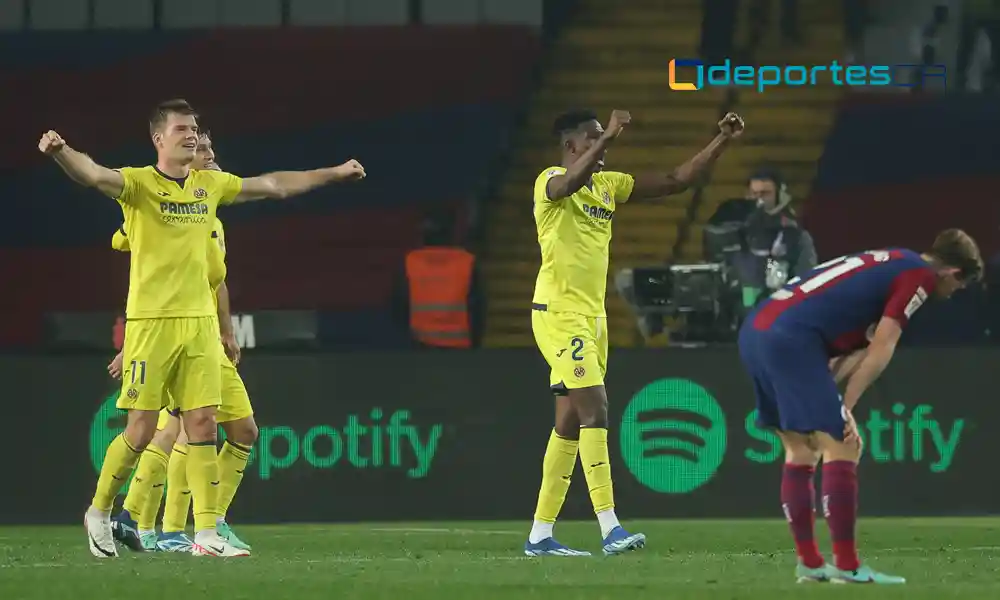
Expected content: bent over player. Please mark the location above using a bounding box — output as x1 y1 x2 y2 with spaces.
39 99 365 558
526 108 744 556
109 131 255 554
738 229 982 583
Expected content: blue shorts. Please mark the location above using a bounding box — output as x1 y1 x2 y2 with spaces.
737 324 846 440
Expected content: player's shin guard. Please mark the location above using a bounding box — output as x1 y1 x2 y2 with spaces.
187 441 221 533
579 428 620 536
162 444 191 533
533 431 579 524
823 461 860 572
217 441 251 517
781 464 824 568
122 445 169 530
92 434 143 513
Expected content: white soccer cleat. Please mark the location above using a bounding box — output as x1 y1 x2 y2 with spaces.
84 510 119 558
191 532 251 558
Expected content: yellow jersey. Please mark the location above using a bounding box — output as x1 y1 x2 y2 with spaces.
531 166 635 316
116 166 241 319
113 217 228 293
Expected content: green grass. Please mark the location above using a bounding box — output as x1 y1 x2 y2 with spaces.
1 518 999 599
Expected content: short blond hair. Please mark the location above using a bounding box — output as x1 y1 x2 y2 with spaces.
928 228 983 281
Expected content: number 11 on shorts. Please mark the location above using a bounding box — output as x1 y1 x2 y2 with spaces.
130 360 147 385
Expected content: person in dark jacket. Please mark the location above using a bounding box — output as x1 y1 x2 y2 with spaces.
710 169 818 309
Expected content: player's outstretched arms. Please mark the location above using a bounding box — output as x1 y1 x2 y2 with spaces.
842 316 903 410
547 110 630 200
232 159 366 203
629 112 744 201
38 131 124 199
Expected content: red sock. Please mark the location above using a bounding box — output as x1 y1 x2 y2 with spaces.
823 460 860 571
781 464 824 568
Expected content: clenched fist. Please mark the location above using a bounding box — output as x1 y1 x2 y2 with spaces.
333 159 366 181
604 110 631 140
38 130 66 155
718 112 745 139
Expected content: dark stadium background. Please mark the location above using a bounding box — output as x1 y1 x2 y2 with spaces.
2 0 1000 525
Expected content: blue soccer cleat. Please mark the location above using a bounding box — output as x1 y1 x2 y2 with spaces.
601 526 646 556
110 510 145 553
156 531 195 553
524 537 591 557
795 562 833 583
829 564 906 584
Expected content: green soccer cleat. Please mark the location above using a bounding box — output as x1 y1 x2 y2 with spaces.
829 564 906 584
139 531 160 552
218 520 251 552
795 562 832 583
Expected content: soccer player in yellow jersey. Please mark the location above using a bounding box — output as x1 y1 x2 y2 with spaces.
38 99 365 558
525 108 745 556
107 131 255 554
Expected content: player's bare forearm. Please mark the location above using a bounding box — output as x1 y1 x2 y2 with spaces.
842 345 894 409
216 281 234 337
234 159 365 202
830 348 867 385
50 146 124 198
631 134 730 200
548 136 615 200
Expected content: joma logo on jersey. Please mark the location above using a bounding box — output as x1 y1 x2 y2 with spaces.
160 202 209 215
582 204 614 221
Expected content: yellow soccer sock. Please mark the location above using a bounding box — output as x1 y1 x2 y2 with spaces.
532 430 579 524
579 428 615 514
186 441 221 533
217 441 252 518
141 475 166 532
122 444 169 530
92 434 143 513
162 444 191 533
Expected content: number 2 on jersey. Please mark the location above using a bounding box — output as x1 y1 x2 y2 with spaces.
772 251 887 300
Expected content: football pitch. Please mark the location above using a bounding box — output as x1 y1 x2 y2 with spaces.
1 518 997 599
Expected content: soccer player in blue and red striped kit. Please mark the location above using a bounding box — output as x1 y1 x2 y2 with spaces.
738 229 982 584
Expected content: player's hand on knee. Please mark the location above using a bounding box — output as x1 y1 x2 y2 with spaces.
843 409 861 447
108 351 124 379
38 130 66 155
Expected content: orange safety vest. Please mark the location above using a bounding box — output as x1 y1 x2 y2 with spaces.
405 247 475 349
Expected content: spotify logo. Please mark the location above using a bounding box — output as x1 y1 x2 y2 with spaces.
620 378 727 493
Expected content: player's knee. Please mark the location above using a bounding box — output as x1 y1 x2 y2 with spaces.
822 439 862 464
150 428 178 455
815 432 862 463
182 409 218 443
223 417 259 446
784 445 821 466
124 414 158 450
569 388 608 428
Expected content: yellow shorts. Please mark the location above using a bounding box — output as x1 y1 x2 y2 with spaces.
118 317 222 413
531 308 608 394
154 353 253 428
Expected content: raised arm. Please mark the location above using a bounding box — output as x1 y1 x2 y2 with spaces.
547 110 630 200
629 112 744 201
38 130 124 199
232 159 366 203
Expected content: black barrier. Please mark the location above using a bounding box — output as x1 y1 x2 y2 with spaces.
1 348 996 524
